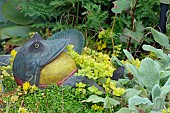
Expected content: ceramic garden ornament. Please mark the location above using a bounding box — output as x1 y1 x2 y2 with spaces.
13 29 84 87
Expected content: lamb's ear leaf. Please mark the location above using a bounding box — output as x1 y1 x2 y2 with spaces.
2 1 35 25
49 29 85 54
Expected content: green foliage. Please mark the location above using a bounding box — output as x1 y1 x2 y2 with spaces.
2 84 106 113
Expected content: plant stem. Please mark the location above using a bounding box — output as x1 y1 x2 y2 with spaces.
111 13 117 53
127 0 138 51
76 1 79 26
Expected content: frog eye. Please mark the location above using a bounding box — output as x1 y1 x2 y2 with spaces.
34 43 40 49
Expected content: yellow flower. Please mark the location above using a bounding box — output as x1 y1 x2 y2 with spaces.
23 82 30 91
2 70 10 77
10 50 17 57
91 104 104 111
11 95 19 103
30 84 38 93
76 82 86 88
18 107 29 113
101 44 106 49
112 86 125 96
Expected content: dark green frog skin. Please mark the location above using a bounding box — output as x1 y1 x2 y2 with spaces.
13 29 84 86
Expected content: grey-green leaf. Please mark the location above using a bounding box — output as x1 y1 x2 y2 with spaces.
104 96 120 108
2 1 34 25
152 84 161 101
150 28 170 50
125 63 143 86
83 95 104 103
139 58 160 91
142 45 169 62
116 107 138 113
152 97 164 111
123 49 134 62
0 25 34 39
128 95 153 107
124 88 142 101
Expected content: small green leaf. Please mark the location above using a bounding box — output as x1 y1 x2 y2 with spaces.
104 96 120 108
150 28 170 50
161 85 170 99
123 49 134 62
152 84 161 101
88 86 102 95
111 0 131 13
128 96 153 107
83 95 104 103
152 97 164 111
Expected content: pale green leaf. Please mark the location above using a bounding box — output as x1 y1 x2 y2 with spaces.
150 28 170 50
139 58 160 91
0 25 34 39
152 97 164 111
142 45 169 62
83 95 104 103
152 84 161 101
2 1 34 25
125 63 143 86
116 107 138 113
128 96 153 107
123 49 134 62
104 96 120 108
124 88 142 100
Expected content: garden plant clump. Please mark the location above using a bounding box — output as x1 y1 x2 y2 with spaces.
1 0 170 113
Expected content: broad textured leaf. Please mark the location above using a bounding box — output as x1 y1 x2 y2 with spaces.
0 26 34 39
104 96 120 108
49 29 85 54
152 84 161 101
139 58 160 91
83 95 104 103
124 88 142 100
128 96 153 107
111 0 131 13
123 49 134 62
125 63 143 86
142 45 169 62
116 107 138 113
150 28 170 50
2 1 34 25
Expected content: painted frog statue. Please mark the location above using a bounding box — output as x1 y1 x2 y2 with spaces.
12 29 103 90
